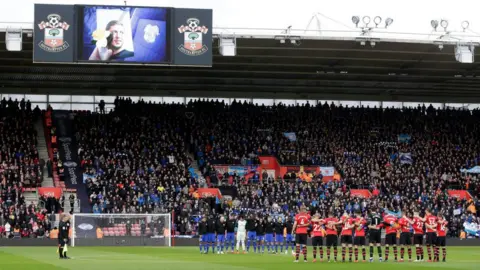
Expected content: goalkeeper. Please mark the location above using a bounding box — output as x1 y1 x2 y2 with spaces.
58 214 71 259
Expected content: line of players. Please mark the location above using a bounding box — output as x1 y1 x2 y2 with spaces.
198 214 298 254
198 206 448 263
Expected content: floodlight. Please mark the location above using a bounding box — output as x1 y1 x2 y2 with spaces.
363 16 371 25
431 20 439 31
374 16 382 26
385 18 393 28
461 21 470 31
440 20 448 30
352 16 360 26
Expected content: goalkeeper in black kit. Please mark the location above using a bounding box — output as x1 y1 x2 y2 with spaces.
58 214 71 259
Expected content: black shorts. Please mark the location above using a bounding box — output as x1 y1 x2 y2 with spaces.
426 232 437 245
312 236 324 246
385 233 397 245
413 234 424 245
58 237 69 246
436 236 446 247
369 230 381 244
400 232 412 245
326 235 338 247
341 235 353 244
295 233 308 245
354 236 366 246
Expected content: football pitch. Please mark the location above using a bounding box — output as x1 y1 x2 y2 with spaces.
0 246 478 270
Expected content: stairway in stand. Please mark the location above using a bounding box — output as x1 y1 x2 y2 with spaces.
187 152 208 187
62 191 82 214
34 117 54 187
23 191 38 206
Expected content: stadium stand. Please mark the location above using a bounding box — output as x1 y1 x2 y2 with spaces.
0 99 62 238
59 98 480 237
75 98 193 216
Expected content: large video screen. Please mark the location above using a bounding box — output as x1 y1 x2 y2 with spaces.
78 6 170 63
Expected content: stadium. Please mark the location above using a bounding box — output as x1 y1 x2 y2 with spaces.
1 1 480 270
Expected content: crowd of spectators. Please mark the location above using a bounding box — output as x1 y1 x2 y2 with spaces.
0 98 62 238
69 98 480 237
76 98 194 216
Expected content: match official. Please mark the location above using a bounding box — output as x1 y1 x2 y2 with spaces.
58 214 71 259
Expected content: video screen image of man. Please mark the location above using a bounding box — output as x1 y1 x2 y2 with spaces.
81 6 169 63
89 20 134 61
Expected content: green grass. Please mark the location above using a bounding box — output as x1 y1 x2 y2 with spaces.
0 246 478 270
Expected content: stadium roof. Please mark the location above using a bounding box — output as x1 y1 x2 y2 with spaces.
2 31 480 102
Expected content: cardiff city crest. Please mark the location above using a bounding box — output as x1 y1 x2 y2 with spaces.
144 24 160 44
178 18 209 56
38 14 70 52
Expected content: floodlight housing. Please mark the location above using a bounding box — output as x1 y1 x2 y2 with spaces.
352 16 360 26
363 16 371 25
440 20 448 29
385 18 394 28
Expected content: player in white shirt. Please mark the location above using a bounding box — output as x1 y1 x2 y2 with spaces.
236 215 247 253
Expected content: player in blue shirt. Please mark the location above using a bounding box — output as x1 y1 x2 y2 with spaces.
275 217 286 253
198 216 208 253
264 216 275 253
256 217 266 253
216 216 227 254
246 215 257 253
206 216 217 253
285 217 295 254
225 215 236 253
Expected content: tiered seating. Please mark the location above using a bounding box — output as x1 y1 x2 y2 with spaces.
0 99 53 238
70 98 480 236
74 98 193 215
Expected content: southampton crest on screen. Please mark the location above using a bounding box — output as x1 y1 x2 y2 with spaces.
178 18 209 56
37 14 70 53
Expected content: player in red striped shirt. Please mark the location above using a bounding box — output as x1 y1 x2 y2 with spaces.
310 213 325 262
412 211 425 261
424 209 438 262
435 213 448 262
340 213 355 263
292 206 311 263
383 212 398 262
353 211 367 262
398 212 414 262
324 211 342 262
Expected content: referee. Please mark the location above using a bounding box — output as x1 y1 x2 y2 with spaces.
58 214 71 259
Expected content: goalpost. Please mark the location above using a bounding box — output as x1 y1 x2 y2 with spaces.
71 213 172 247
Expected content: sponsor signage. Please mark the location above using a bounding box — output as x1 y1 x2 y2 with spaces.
447 190 473 200
349 189 372 199
53 111 82 188
196 188 222 198
38 187 63 199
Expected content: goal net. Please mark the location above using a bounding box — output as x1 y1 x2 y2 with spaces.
71 213 171 247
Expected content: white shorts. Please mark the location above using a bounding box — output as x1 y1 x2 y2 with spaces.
236 232 246 241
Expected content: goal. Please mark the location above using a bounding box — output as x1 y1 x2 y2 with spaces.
71 213 171 247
